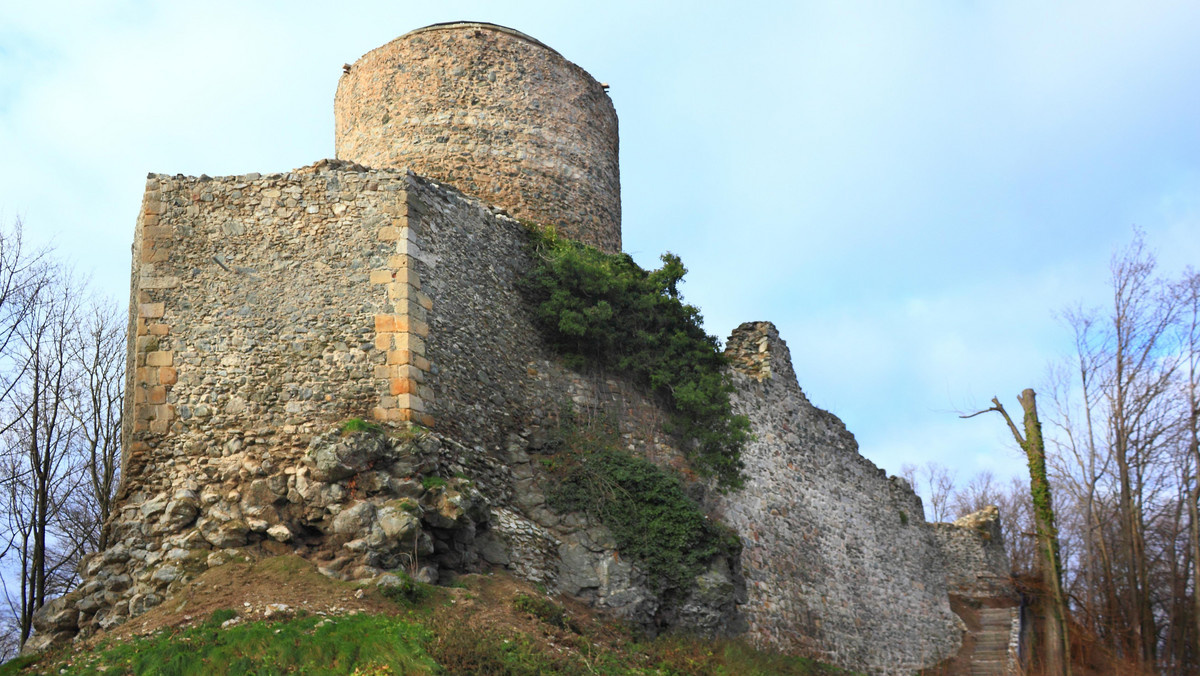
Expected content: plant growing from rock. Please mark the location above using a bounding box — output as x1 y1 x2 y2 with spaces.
544 410 740 593
339 418 385 436
521 224 750 489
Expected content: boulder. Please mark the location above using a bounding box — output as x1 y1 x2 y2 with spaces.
159 490 200 532
377 502 421 541
331 501 376 537
32 593 80 634
305 431 389 482
197 515 249 548
267 524 293 542
241 479 280 516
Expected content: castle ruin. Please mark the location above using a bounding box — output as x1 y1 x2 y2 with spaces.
30 23 1022 675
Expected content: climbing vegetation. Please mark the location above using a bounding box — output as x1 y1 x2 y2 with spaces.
544 409 740 593
520 225 750 488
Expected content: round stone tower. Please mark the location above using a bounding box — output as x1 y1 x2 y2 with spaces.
335 22 621 253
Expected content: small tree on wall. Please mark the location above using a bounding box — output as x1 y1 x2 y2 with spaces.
964 389 1071 676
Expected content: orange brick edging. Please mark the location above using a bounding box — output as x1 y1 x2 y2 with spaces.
372 193 435 427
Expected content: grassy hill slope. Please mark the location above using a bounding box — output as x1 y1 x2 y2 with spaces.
2 555 852 675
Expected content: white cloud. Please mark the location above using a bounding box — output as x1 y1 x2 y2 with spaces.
1 0 1198 498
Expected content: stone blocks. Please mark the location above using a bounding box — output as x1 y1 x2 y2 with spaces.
334 23 621 253
371 191 434 429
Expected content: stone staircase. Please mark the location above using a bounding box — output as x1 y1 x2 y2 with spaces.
970 607 1016 675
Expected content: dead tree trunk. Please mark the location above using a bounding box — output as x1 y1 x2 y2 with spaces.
966 389 1071 676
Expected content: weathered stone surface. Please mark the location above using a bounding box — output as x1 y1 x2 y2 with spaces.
197 516 249 548
32 593 80 633
151 565 182 586
305 432 389 482
39 31 1015 676
331 501 376 536
376 503 420 541
335 23 620 254
160 491 199 532
266 524 293 542
672 557 741 636
932 505 1015 600
717 323 963 673
421 488 467 529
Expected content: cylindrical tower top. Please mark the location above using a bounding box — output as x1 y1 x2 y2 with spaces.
335 22 621 253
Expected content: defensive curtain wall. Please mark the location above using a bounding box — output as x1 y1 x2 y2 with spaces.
28 22 1022 675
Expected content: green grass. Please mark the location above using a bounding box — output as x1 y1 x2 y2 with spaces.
512 594 579 633
636 635 858 675
2 613 857 676
4 581 857 676
421 475 447 491
339 417 385 435
8 611 437 676
378 572 433 606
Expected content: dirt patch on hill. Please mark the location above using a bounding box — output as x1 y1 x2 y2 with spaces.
80 552 617 663
91 554 398 644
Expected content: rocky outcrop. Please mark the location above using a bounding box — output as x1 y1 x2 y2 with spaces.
58 415 742 645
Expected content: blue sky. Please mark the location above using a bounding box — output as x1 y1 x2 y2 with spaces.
2 1 1198 500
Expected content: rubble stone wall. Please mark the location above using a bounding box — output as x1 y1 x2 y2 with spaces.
718 322 964 674
930 507 1016 601
70 165 983 673
335 22 621 253
400 173 680 464
124 162 401 488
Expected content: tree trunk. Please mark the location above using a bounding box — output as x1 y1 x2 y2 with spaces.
966 390 1072 675
1017 389 1072 676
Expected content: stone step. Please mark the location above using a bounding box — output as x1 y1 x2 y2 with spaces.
979 617 1012 626
969 659 1009 676
968 607 1016 674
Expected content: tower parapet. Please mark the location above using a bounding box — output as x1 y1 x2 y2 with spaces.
335 22 621 253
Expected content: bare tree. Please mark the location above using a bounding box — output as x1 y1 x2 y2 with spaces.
900 461 958 522
3 281 85 646
1103 236 1180 666
965 390 1071 676
950 469 1004 517
1177 268 1200 667
0 221 126 652
69 301 124 551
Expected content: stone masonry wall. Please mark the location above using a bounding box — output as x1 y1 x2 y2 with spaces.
400 173 678 462
124 161 394 484
927 508 1023 675
64 163 977 672
930 507 1016 601
335 22 621 254
718 322 963 674
381 172 738 630
59 162 734 643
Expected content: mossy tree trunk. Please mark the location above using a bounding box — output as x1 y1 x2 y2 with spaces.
966 389 1071 676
